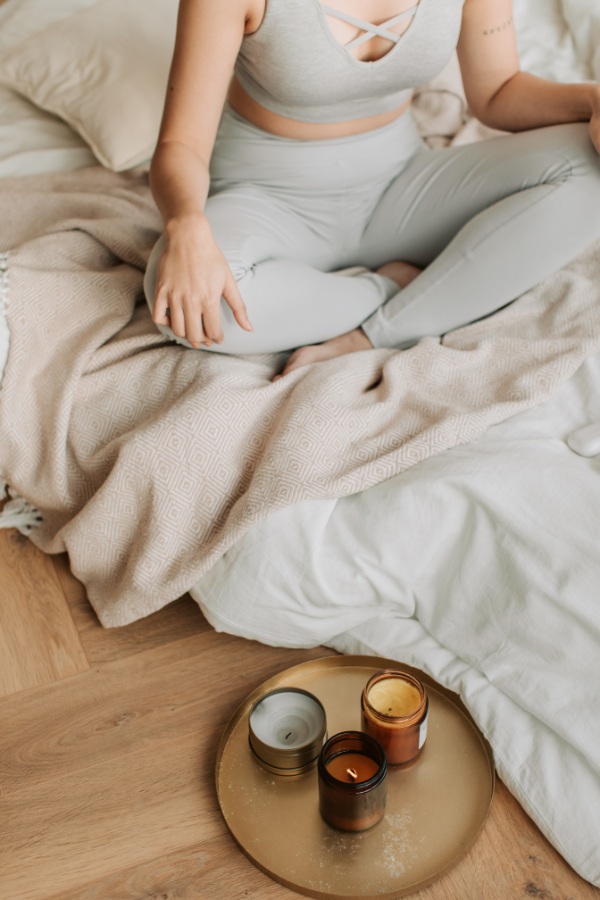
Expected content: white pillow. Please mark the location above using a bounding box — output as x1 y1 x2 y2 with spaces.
0 0 179 171
0 0 102 55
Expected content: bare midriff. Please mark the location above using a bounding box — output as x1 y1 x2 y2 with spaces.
228 77 413 140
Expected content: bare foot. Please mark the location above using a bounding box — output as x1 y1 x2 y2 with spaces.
376 260 422 289
273 328 372 381
272 261 422 381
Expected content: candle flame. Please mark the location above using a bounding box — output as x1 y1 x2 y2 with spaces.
347 768 358 781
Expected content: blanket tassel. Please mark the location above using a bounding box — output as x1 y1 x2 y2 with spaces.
0 257 42 536
0 480 42 535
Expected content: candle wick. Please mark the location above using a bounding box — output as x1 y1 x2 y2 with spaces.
347 768 358 781
286 732 292 740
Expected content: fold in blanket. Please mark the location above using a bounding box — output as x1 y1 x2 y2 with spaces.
1 166 600 627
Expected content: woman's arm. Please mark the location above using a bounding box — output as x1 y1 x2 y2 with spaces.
457 0 600 152
149 0 257 348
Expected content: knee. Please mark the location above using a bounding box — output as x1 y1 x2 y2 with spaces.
551 122 600 187
204 188 269 284
565 126 600 230
142 232 245 352
524 124 600 231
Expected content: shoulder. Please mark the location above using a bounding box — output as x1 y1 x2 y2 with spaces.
178 0 260 30
459 0 515 29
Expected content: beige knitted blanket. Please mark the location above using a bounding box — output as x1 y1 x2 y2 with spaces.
0 165 599 627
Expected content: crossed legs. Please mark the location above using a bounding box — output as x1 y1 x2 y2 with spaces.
145 123 600 363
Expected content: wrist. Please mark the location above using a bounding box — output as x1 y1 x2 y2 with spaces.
164 212 211 240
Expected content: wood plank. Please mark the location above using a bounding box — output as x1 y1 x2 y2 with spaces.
52 553 212 664
0 628 334 796
0 530 89 698
0 731 222 900
44 780 600 900
0 639 336 900
46 832 292 900
418 779 600 900
469 780 600 900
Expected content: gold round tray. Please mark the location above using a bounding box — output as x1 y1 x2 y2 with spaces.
216 655 495 900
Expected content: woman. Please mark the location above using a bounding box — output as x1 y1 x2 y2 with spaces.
146 0 600 378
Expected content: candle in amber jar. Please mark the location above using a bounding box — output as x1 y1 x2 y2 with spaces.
318 732 387 832
362 670 428 766
368 678 422 718
325 752 380 784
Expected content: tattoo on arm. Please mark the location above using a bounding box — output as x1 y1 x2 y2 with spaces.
483 17 513 36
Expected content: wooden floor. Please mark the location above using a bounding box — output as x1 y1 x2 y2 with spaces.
0 525 598 900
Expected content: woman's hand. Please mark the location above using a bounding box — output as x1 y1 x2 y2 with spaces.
152 215 252 349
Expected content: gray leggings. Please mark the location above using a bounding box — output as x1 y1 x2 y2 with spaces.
145 105 600 354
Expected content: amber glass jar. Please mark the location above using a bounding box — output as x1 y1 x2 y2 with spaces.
318 731 387 832
361 670 428 766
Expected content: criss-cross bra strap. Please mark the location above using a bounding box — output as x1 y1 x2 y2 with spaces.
321 5 419 48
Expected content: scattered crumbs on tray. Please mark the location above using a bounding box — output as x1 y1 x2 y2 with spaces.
381 811 415 877
321 828 362 856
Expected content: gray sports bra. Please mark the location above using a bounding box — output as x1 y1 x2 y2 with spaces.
234 0 466 123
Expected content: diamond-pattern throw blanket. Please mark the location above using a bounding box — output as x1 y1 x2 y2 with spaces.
1 166 600 627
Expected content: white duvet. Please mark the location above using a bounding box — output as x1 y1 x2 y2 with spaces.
515 0 600 83
1 0 600 886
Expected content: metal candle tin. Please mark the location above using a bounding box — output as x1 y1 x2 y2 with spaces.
248 687 327 776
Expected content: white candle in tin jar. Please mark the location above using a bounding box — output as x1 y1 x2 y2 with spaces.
250 689 326 750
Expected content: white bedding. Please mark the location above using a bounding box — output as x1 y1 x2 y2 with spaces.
1 0 600 886
515 0 600 83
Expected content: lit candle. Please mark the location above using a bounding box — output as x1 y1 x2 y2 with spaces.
362 670 428 766
249 688 327 775
325 752 380 783
318 732 387 832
